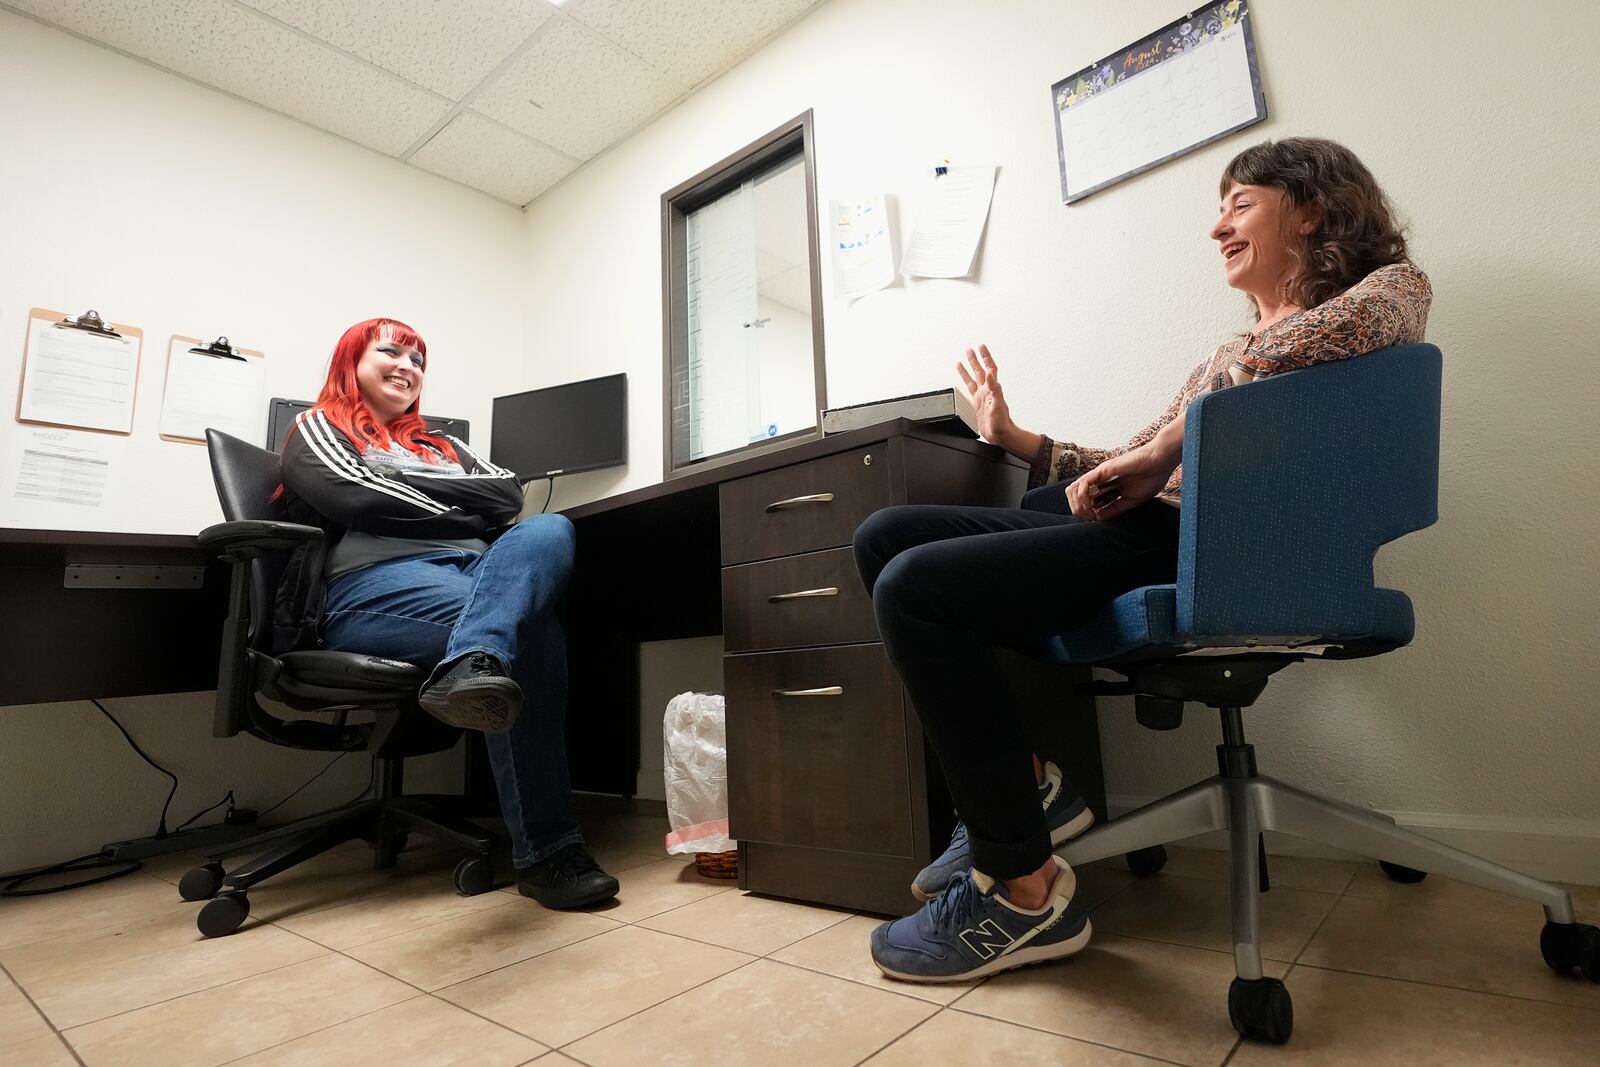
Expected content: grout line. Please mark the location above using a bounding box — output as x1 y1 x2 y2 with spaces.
549 955 769 1055
405 915 627 996
210 991 433 1067
0 960 87 1066
849 1003 943 1067
758 954 959 1011
1218 1035 1245 1066
1290 888 1343 967
47 946 336 1036
1286 960 1600 1014
945 998 1195 1067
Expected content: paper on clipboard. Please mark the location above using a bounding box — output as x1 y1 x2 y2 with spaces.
17 316 141 433
901 166 997 279
158 337 266 443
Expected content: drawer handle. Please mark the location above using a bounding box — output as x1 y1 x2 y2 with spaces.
771 686 844 697
768 586 839 602
765 492 834 513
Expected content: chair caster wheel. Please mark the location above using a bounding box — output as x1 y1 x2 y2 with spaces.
1126 845 1167 877
1229 976 1293 1044
1540 922 1600 981
197 891 250 938
1378 860 1427 883
179 862 225 902
453 855 496 896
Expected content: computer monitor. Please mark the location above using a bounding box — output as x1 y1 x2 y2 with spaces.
490 373 627 481
265 398 470 452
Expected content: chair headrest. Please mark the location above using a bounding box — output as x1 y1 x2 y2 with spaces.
206 430 282 522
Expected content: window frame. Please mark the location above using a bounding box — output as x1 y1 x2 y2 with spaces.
659 110 827 481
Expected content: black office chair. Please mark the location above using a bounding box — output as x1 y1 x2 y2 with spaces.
179 429 499 937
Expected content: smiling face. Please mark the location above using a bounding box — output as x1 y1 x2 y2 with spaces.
1210 182 1319 311
355 326 425 424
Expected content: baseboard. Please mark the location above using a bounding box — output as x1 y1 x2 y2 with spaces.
1105 795 1600 886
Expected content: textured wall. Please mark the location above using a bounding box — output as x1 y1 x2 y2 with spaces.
521 0 1600 872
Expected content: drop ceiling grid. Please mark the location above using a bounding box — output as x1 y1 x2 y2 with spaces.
6 0 832 206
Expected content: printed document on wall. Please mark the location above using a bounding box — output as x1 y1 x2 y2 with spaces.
901 166 996 279
10 428 111 509
829 195 894 300
18 320 139 433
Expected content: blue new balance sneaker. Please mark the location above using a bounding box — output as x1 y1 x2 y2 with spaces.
911 761 1094 901
872 856 1092 982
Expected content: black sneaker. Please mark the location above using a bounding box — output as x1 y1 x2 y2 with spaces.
418 652 522 732
517 843 619 908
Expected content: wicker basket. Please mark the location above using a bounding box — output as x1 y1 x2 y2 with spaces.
692 849 739 880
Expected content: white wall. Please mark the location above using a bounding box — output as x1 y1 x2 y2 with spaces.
0 11 526 871
522 0 1600 879
0 10 527 536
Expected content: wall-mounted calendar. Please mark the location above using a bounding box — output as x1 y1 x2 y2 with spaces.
1051 1 1267 204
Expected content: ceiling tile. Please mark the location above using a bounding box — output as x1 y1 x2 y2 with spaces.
410 111 579 206
569 0 821 88
11 0 449 155
234 0 553 100
471 15 685 160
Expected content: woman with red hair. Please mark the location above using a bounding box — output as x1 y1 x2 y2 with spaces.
274 317 617 908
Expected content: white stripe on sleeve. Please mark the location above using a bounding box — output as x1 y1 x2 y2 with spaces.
298 412 448 514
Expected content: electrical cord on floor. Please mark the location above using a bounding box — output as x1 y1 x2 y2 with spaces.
91 697 179 838
257 751 350 820
174 790 236 834
3 698 188 897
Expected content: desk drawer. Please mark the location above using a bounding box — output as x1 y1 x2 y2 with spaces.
719 446 892 565
725 644 912 856
722 547 877 653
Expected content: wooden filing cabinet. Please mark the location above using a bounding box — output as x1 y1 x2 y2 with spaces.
717 430 1104 916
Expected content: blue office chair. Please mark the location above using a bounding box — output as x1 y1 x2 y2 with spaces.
1025 344 1596 1044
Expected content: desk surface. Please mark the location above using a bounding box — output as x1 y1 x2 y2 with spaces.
562 419 1015 521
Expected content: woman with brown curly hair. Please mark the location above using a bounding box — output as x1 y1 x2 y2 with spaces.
854 137 1431 982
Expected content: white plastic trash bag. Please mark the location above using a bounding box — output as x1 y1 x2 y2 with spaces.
662 691 736 855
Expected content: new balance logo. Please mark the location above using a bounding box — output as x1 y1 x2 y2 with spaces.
959 919 1015 961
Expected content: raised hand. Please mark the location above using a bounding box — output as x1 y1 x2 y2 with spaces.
955 344 1014 446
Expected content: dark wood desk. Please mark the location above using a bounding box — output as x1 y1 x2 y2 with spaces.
0 529 228 705
559 420 1103 916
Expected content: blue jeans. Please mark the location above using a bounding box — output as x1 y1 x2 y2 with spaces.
321 515 584 868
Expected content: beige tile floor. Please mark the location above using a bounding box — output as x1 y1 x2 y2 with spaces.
3 800 1597 1066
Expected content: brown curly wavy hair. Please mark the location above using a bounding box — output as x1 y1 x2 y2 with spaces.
1221 137 1409 319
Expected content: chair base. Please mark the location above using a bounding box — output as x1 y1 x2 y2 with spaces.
183 756 500 936
1055 707 1586 1042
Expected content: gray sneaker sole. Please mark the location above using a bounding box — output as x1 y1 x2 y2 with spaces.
418 680 521 732
874 919 1094 983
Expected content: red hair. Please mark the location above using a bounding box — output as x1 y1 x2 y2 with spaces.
296 317 459 465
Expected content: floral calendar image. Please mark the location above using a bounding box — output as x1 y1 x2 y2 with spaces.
1051 0 1267 204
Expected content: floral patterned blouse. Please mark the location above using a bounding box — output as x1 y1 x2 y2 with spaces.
1028 262 1433 504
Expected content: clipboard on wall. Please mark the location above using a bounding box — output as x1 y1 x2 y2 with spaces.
15 308 145 435
158 335 267 444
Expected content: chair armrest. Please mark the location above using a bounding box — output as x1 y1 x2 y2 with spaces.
1175 343 1441 638
198 519 323 558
